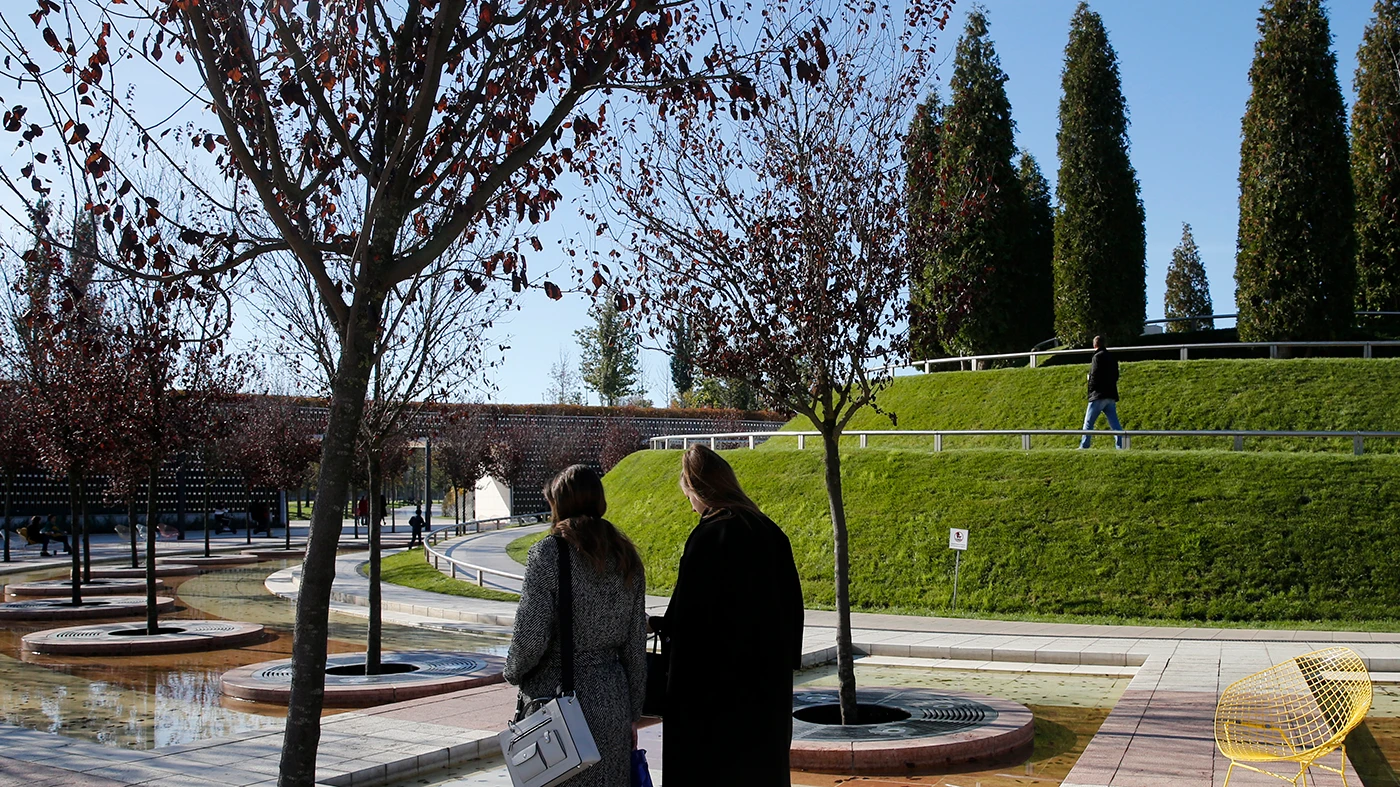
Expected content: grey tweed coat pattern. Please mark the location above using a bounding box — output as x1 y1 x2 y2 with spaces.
504 533 647 787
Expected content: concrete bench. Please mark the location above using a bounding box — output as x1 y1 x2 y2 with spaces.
1215 646 1372 786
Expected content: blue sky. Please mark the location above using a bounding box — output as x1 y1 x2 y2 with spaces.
490 0 1375 405
0 1 1377 405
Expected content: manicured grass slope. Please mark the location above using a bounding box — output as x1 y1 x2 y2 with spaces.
605 448 1400 621
378 547 520 601
781 358 1400 452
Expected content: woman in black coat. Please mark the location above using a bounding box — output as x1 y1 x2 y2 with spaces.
655 444 804 787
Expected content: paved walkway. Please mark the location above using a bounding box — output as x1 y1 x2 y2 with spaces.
4 525 1400 786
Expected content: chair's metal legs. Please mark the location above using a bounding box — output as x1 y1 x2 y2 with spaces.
1224 761 1235 787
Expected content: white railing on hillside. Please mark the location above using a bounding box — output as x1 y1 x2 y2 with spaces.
881 340 1400 374
423 511 549 586
649 429 1400 455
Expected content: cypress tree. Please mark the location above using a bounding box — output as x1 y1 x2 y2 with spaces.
1235 0 1354 341
575 292 642 406
1164 224 1214 332
909 9 1036 357
669 314 695 397
1352 0 1400 325
1018 151 1056 346
905 92 945 360
1052 2 1146 348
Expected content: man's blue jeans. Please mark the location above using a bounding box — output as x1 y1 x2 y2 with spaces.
1080 399 1124 449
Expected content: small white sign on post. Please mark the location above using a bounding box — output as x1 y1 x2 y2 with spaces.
948 528 969 612
949 528 969 551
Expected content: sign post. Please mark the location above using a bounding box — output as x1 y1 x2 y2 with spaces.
948 528 968 611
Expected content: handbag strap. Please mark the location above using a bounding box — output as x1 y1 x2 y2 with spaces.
553 534 574 695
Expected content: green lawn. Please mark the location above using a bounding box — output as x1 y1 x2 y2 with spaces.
604 447 1400 623
779 358 1400 453
507 531 548 566
377 547 520 601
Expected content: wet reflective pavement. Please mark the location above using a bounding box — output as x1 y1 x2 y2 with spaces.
0 560 506 750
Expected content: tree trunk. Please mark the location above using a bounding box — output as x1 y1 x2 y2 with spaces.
245 481 253 545
80 472 91 583
3 469 12 563
203 471 211 558
278 295 380 787
128 495 139 568
283 489 292 550
67 469 82 606
145 465 160 635
366 452 382 675
820 428 858 724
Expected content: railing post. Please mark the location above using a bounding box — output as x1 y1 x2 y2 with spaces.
1029 353 1037 369
934 434 942 452
1021 434 1030 451
1233 435 1244 451
1364 343 1373 359
924 361 931 373
748 436 756 449
1270 345 1279 359
1123 434 1131 450
859 434 868 448
477 568 484 586
797 434 805 450
709 437 716 449
1180 347 1188 361
1355 436 1364 456
451 563 456 578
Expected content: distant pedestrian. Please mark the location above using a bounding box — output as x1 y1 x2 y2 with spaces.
37 515 71 556
408 507 426 547
356 494 369 531
1079 335 1125 449
213 505 233 534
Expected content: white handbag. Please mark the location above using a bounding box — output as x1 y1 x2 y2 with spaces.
500 536 601 787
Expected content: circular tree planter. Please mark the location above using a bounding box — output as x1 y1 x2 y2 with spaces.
22 620 266 656
0 596 176 622
789 687 1034 774
90 564 200 578
222 650 505 707
241 548 306 559
167 555 260 567
6 578 165 598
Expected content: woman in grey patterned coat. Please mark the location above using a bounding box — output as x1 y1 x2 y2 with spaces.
504 465 648 787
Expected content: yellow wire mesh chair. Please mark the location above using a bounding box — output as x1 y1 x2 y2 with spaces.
1215 647 1372 786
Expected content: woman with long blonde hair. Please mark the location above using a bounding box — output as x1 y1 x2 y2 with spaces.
654 444 804 786
504 465 647 787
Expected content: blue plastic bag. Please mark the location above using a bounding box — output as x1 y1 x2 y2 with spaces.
631 749 655 787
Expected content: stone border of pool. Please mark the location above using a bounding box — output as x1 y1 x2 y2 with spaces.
0 595 176 621
789 686 1034 774
21 619 267 656
5 577 166 597
90 564 201 578
221 650 507 707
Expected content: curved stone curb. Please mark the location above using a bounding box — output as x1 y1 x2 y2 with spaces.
789 687 1034 774
168 554 261 567
241 548 306 559
90 564 200 578
5 577 165 597
222 650 505 707
0 595 176 621
22 619 266 655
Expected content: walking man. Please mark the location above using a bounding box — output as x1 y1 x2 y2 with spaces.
1079 335 1125 449
408 506 426 548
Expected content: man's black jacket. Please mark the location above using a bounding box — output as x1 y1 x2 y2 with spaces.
1088 348 1119 402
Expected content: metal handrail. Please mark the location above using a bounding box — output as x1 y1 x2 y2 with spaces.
649 429 1400 455
422 511 550 587
883 340 1400 374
